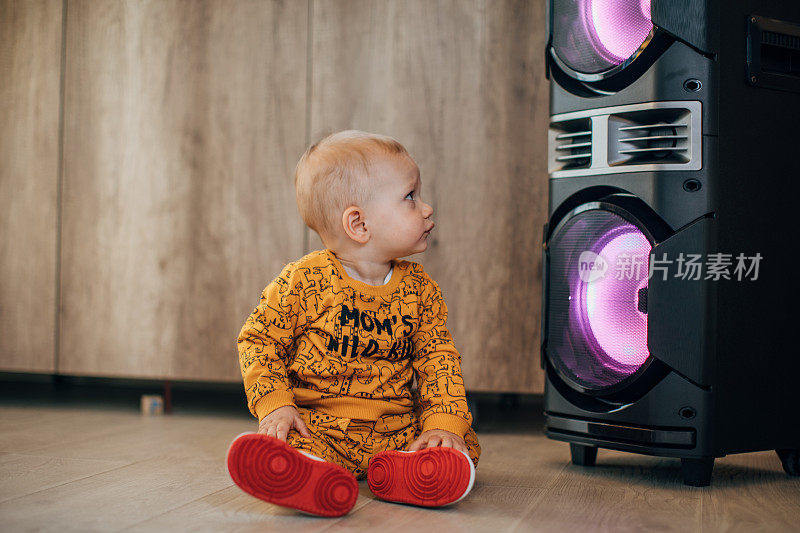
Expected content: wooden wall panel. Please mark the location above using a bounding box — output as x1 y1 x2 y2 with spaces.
60 0 308 381
0 0 62 372
311 0 549 392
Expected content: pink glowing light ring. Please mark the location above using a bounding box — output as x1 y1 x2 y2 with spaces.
584 0 654 65
574 225 651 374
549 0 657 82
548 27 658 84
544 203 658 393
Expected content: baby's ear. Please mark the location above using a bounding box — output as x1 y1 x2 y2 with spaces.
342 206 370 244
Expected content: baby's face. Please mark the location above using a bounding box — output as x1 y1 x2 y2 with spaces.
363 154 434 259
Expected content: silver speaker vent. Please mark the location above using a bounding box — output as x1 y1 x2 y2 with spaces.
551 118 592 169
549 101 702 178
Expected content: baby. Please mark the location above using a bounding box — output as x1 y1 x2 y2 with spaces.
227 130 480 517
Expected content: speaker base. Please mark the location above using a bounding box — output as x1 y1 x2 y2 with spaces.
569 443 598 467
545 414 696 449
776 449 800 476
547 412 718 485
680 457 714 487
562 439 716 486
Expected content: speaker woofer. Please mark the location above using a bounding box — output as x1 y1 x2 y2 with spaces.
546 203 653 393
552 0 655 80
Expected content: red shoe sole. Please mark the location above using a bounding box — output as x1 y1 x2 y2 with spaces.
367 447 475 507
226 433 358 517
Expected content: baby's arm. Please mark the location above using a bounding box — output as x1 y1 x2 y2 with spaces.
238 268 308 427
410 275 472 447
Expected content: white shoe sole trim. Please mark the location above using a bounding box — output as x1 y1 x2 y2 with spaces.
450 449 476 505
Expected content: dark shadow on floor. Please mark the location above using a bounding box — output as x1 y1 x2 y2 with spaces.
469 392 545 434
0 373 545 432
545 453 795 489
0 372 251 418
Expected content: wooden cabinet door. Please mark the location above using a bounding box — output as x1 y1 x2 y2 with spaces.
59 0 308 381
0 0 62 373
310 0 549 393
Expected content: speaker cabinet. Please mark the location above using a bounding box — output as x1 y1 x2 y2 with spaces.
542 0 800 486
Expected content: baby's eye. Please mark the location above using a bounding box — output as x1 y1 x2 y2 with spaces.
405 192 414 200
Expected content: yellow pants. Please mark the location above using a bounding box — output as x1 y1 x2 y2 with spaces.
287 407 481 480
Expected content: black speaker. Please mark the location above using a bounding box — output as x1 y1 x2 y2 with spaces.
541 0 800 486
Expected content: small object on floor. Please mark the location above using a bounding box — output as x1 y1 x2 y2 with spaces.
140 394 164 415
367 447 475 507
226 433 358 517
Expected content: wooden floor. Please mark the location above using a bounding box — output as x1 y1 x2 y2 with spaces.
1 401 798 532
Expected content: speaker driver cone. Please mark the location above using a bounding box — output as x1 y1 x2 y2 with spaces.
552 0 654 77
546 204 653 393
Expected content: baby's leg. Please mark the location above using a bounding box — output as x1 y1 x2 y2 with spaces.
366 414 481 507
287 409 373 479
368 446 475 507
226 432 358 517
463 424 482 468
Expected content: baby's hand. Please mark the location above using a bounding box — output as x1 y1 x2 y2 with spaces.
257 405 312 442
408 429 468 455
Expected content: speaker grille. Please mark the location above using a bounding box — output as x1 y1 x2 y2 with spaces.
552 0 654 75
747 16 800 94
761 29 800 50
546 206 652 392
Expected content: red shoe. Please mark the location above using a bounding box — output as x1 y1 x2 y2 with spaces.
367 447 475 507
226 433 358 517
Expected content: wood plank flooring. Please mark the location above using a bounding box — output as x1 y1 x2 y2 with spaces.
1 403 798 532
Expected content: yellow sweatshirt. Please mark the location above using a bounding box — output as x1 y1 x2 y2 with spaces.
237 249 472 438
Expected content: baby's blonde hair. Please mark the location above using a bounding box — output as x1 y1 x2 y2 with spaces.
294 130 408 236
